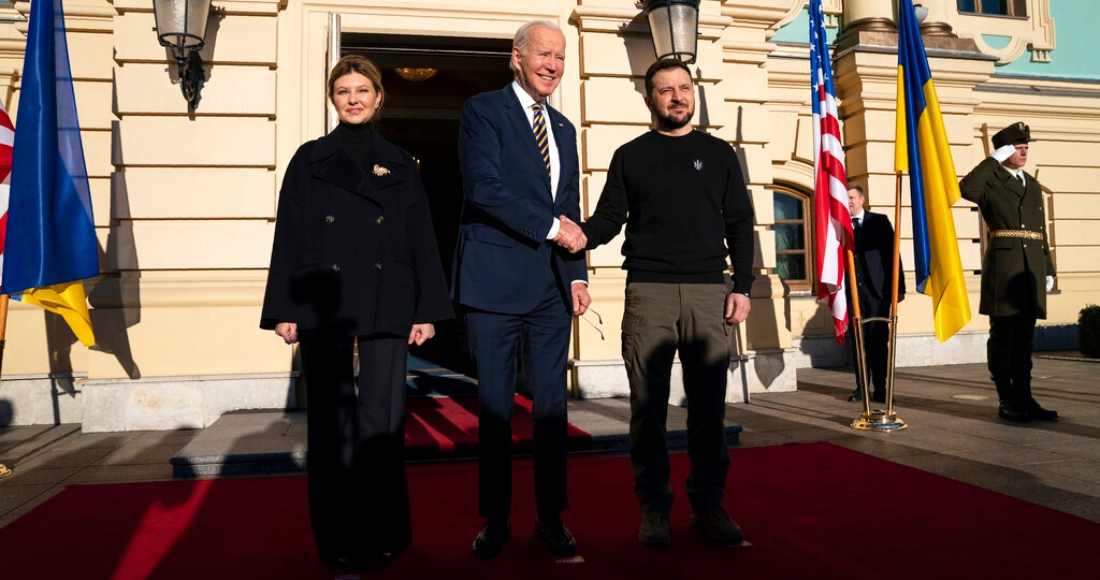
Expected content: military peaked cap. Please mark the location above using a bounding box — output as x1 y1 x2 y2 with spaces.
992 121 1036 148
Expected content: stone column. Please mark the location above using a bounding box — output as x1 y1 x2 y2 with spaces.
919 0 956 36
716 0 798 399
838 0 896 38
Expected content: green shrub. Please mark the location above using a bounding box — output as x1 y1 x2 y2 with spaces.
1079 304 1100 358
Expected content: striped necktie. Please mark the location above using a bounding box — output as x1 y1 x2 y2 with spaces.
532 103 550 179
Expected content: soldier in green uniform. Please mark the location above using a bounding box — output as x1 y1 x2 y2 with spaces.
960 122 1058 423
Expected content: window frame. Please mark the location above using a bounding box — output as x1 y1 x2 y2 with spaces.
957 0 1028 18
949 0 1053 63
769 185 814 294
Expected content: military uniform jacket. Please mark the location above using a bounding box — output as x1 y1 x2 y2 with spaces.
260 127 453 339
959 156 1055 319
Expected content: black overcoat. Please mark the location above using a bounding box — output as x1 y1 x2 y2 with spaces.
848 210 906 319
260 127 452 339
959 157 1055 319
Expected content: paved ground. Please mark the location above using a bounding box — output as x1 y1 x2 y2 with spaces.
2 356 1099 531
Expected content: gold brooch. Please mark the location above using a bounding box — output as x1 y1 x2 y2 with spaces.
372 164 391 176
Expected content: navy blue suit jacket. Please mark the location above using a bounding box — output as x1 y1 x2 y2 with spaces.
451 85 587 314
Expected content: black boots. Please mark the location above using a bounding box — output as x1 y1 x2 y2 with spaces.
996 378 1058 423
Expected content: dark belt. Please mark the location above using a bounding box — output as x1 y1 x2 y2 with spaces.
989 229 1043 241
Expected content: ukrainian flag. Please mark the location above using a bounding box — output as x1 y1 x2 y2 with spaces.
1 0 97 347
894 0 970 342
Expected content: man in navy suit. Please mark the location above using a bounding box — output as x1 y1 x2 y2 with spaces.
451 20 590 559
846 185 905 404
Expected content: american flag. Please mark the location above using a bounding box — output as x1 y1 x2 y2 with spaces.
809 0 852 343
0 100 13 288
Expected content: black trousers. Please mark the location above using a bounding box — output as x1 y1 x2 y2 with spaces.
848 318 889 395
987 315 1037 406
300 334 410 558
465 281 571 524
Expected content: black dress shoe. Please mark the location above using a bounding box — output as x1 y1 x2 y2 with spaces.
360 552 392 569
998 403 1030 423
847 388 863 403
321 555 361 571
871 392 886 404
473 521 510 559
535 517 576 556
321 552 390 571
1026 400 1058 421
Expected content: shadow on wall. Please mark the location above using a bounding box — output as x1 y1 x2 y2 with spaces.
89 146 143 380
43 313 79 424
795 300 851 369
694 67 710 127
87 252 142 381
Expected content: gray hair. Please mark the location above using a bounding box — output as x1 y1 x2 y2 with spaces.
509 20 562 73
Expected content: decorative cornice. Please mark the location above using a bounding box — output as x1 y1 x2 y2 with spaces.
573 5 730 37
835 29 983 59
12 1 113 32
111 0 287 16
721 0 840 35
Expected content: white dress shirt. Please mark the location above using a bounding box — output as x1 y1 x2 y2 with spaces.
511 82 563 239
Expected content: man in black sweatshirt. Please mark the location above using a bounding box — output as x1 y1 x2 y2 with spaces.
567 59 754 547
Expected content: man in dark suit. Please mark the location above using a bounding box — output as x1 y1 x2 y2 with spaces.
451 20 590 559
960 121 1057 423
846 185 905 404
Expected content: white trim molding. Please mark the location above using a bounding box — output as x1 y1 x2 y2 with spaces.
949 0 1055 64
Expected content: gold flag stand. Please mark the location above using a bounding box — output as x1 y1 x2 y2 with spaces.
850 173 907 432
850 314 906 431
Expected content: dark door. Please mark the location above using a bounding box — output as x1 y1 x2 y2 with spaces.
342 34 513 375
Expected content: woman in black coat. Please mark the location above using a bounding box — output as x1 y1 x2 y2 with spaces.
260 55 452 570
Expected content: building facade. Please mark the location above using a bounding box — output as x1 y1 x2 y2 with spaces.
1 0 1098 431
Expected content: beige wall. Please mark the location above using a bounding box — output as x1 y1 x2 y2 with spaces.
2 0 1099 428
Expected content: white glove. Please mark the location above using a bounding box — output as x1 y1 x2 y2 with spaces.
991 144 1017 163
1046 276 1054 292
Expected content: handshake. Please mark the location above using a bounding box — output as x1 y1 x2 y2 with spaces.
553 215 587 254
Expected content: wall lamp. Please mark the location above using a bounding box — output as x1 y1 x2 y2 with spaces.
644 0 701 64
913 4 929 23
153 0 212 110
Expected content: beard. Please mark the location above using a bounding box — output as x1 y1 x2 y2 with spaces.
654 105 694 132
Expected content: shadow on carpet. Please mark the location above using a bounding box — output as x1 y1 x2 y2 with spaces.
406 394 592 460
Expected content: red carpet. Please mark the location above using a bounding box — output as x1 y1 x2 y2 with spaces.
405 394 592 459
2 442 1098 579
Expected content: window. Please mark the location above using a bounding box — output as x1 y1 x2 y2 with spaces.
771 186 812 292
957 0 1027 17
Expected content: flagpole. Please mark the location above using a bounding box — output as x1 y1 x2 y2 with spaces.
886 171 904 411
0 294 9 479
0 294 7 375
845 246 871 414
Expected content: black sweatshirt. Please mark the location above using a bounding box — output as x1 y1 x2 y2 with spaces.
581 130 755 294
